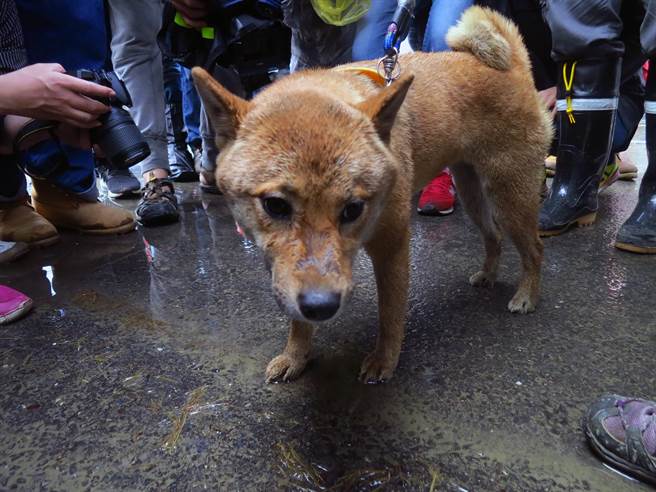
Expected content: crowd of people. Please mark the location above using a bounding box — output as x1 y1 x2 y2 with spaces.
0 0 654 485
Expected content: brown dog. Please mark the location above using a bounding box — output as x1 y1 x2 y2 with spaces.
193 7 552 383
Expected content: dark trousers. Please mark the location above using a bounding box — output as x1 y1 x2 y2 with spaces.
542 0 656 61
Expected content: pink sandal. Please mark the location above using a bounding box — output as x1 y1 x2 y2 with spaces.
0 285 33 325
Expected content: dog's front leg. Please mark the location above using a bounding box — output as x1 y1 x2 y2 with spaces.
361 227 410 383
265 320 313 383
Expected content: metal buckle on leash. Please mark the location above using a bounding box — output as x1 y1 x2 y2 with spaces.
377 47 401 86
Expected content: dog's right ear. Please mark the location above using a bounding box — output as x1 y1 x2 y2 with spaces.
191 67 251 148
355 73 414 143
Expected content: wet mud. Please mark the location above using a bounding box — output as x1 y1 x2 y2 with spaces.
0 127 654 490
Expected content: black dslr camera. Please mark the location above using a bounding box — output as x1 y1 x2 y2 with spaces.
73 69 151 169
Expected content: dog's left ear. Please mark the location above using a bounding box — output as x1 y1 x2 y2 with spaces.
356 73 414 142
191 67 251 148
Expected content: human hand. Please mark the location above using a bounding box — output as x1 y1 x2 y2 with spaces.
0 64 115 128
171 0 212 28
538 86 557 118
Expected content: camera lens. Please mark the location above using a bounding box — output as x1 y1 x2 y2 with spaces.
92 107 151 169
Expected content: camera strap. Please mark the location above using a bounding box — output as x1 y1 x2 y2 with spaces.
13 120 57 153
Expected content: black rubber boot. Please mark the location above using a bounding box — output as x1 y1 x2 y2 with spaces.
539 59 621 237
615 63 656 253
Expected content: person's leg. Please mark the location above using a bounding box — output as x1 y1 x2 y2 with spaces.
352 0 398 61
416 0 473 216
198 103 220 193
538 0 623 236
13 0 135 235
163 56 196 182
107 0 179 226
422 0 474 52
181 67 202 149
615 0 656 252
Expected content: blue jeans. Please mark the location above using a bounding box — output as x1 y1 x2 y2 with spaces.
352 0 473 61
163 58 201 148
181 68 201 147
10 0 107 201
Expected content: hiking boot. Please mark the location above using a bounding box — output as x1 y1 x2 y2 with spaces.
417 170 456 216
96 165 141 198
31 181 135 235
135 178 179 227
0 200 59 246
0 241 29 263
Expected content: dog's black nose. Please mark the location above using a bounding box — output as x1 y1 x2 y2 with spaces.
298 290 341 321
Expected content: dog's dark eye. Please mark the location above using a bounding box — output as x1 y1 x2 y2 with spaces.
340 201 365 224
262 196 292 220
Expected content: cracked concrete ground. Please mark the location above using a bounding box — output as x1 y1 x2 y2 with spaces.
1 124 654 491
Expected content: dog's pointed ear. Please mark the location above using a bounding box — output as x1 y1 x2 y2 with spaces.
192 67 251 148
355 73 414 142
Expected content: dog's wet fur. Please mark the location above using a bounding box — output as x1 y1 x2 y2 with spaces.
193 7 553 383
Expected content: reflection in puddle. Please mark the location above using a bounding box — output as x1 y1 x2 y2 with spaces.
601 463 639 483
42 265 56 297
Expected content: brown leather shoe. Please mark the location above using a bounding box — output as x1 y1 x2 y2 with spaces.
0 200 59 246
31 181 136 235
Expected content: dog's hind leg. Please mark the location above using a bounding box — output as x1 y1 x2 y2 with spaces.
485 161 544 314
362 224 410 383
451 163 502 287
265 320 313 382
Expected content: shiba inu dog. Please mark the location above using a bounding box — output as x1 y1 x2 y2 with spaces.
193 7 552 383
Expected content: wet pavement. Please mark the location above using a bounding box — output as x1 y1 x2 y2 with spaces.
1 124 655 491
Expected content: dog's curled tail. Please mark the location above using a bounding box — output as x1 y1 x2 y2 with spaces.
446 6 530 72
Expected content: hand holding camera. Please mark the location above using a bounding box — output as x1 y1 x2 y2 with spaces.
0 63 115 128
1 65 150 172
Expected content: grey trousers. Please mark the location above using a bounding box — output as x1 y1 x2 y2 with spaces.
107 0 169 175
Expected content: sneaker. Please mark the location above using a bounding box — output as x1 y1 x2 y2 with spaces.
168 145 198 182
417 170 456 216
584 395 656 486
135 178 179 227
97 166 141 199
0 285 33 325
599 158 620 191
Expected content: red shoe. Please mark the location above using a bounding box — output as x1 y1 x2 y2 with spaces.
417 170 456 216
0 285 33 325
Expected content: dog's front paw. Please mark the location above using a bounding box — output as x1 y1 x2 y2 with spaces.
469 270 496 287
359 351 397 384
265 353 308 383
507 292 536 314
